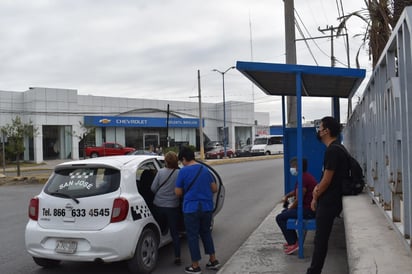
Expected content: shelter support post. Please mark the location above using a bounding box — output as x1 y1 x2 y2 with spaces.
296 71 305 258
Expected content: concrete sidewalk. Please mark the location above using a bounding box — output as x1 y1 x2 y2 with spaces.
218 203 348 274
0 159 66 173
0 159 66 181
343 193 412 274
218 193 412 274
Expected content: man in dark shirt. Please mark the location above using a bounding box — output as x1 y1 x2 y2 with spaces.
306 116 348 274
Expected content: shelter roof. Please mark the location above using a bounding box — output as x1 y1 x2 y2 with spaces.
236 61 366 98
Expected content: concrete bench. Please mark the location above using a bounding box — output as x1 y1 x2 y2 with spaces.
286 218 316 231
343 192 412 274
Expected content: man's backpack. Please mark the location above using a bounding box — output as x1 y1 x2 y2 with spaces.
333 144 365 195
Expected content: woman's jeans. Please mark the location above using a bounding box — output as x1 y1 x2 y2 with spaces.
184 208 215 262
153 206 181 258
276 208 315 245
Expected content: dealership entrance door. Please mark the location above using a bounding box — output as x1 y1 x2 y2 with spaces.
143 133 159 152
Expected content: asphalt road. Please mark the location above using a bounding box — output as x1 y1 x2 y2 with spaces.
0 158 285 274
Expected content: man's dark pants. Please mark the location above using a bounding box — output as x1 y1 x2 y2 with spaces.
306 208 337 274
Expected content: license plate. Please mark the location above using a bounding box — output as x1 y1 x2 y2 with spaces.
55 240 77 254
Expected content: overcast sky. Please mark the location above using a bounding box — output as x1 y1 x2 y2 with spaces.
0 0 370 124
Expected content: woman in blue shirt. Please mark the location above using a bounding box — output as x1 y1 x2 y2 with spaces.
175 147 220 274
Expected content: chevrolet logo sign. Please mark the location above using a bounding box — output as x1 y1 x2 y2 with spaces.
99 119 111 124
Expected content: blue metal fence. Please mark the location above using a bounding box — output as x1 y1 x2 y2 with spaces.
344 7 412 248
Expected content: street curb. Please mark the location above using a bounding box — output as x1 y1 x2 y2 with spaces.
202 154 282 165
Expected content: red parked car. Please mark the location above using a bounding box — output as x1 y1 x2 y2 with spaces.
205 147 235 159
85 142 135 158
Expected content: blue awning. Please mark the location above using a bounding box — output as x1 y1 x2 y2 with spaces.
236 61 366 99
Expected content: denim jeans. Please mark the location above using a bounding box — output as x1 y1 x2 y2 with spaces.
153 206 181 258
184 208 215 262
276 208 315 245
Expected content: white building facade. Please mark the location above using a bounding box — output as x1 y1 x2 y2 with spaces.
0 87 269 163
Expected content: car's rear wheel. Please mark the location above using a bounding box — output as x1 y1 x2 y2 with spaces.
90 152 99 158
32 257 61 268
127 228 159 274
217 155 221 159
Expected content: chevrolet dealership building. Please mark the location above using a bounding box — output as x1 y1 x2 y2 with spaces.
0 87 269 163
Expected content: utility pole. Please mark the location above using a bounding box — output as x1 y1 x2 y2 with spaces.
318 25 340 67
1 132 6 175
284 0 297 127
318 25 340 120
197 70 205 160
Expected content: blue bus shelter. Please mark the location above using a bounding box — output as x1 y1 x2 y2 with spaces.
236 61 365 258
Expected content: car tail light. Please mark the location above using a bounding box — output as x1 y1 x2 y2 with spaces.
28 197 39 221
111 198 129 223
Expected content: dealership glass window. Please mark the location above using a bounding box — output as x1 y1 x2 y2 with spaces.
43 125 72 160
125 128 168 151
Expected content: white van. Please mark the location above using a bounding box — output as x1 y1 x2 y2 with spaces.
251 135 283 156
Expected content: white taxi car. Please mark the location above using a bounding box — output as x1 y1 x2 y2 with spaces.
25 155 225 274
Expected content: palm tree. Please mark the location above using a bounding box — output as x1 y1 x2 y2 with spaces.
338 0 412 68
337 0 391 68
392 0 412 26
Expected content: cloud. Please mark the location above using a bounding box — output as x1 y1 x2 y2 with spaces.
0 0 368 124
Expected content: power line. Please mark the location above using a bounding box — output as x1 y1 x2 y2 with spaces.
294 8 331 62
294 9 319 65
336 0 350 68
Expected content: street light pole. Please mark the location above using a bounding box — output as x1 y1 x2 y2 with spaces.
212 66 235 158
1 131 6 175
197 69 205 160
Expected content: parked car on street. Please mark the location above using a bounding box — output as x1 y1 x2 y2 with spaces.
205 147 235 159
235 145 252 157
127 150 158 156
85 142 135 158
251 135 283 156
205 141 223 151
25 155 225 274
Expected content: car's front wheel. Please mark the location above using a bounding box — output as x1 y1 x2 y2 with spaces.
128 228 159 274
32 257 61 268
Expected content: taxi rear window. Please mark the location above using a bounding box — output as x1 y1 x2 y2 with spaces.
44 167 121 198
